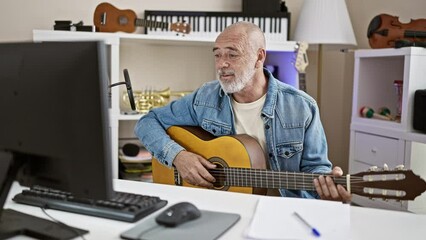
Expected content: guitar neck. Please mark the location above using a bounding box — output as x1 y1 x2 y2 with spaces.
210 167 344 191
299 73 307 92
135 18 169 29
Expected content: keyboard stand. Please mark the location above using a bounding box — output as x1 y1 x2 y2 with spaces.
0 209 88 240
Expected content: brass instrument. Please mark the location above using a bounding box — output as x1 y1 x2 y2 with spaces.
122 88 192 113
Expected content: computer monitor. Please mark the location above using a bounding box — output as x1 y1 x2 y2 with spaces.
0 41 114 239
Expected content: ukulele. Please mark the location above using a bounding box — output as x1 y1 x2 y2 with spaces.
294 42 309 92
93 2 190 34
152 126 426 200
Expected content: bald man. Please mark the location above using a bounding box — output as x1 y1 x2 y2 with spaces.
135 22 351 202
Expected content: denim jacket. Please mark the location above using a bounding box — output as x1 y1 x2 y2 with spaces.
134 69 332 198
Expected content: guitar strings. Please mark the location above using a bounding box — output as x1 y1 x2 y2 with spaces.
206 168 369 190
179 167 403 195
207 168 366 182
207 171 367 184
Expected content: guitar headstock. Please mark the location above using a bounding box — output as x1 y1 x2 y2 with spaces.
295 41 309 74
350 167 426 201
170 22 191 34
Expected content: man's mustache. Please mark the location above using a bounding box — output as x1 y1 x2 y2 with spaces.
217 69 235 76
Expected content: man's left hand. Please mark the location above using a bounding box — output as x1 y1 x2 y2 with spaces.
314 166 352 203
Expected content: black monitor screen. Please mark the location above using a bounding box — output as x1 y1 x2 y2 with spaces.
0 41 113 203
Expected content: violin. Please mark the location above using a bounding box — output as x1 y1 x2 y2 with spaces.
367 14 426 49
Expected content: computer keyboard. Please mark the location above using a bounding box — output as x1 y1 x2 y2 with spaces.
12 185 168 223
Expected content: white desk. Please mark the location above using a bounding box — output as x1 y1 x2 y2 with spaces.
4 180 426 239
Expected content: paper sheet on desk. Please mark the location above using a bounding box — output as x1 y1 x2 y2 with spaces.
245 197 350 240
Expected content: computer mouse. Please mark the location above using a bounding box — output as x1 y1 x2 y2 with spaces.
155 202 201 227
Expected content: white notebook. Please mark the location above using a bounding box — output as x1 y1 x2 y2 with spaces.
245 196 350 240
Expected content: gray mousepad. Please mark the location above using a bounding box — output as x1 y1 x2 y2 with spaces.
120 210 241 240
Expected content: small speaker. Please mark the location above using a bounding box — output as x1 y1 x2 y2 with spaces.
242 0 282 14
413 89 426 132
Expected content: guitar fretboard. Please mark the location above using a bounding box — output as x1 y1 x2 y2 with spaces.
211 168 339 191
299 73 307 92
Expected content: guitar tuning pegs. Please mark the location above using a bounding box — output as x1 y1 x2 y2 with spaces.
383 163 389 170
369 166 378 171
394 164 405 170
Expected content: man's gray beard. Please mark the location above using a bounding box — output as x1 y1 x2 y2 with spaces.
218 67 256 93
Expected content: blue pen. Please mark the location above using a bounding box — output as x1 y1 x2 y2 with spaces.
293 211 321 237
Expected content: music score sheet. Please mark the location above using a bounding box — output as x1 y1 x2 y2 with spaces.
245 196 350 239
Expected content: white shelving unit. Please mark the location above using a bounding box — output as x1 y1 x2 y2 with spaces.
349 47 426 213
33 29 299 180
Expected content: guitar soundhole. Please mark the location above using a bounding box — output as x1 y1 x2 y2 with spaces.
118 16 128 25
209 157 230 191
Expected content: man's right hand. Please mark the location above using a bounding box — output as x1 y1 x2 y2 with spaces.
172 150 217 188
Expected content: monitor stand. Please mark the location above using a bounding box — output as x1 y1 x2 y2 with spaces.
0 151 88 240
0 209 88 240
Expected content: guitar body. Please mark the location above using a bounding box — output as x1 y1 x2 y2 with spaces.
93 2 137 33
152 126 267 194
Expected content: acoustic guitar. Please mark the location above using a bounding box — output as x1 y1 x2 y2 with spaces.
294 42 309 92
152 126 426 201
93 2 190 34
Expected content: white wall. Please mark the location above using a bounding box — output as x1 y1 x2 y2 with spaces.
2 0 426 173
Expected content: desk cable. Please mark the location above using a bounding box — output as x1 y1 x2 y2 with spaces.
40 205 87 240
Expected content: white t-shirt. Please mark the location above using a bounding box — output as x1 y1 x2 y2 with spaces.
231 94 267 154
